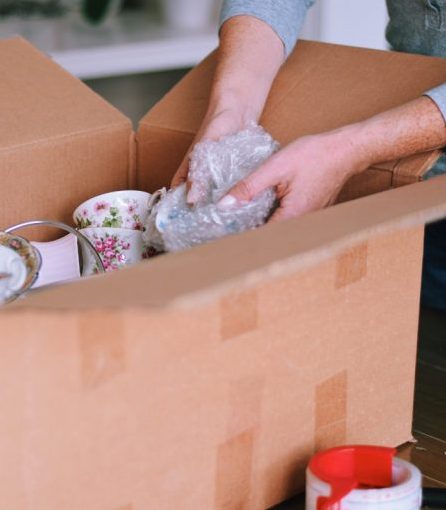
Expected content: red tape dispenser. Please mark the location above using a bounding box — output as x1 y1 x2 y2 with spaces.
306 445 421 510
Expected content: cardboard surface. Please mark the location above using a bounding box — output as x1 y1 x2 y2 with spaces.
0 38 129 149
1 38 446 509
0 226 423 510
0 38 133 239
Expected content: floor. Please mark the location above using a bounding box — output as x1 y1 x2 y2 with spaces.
273 306 446 509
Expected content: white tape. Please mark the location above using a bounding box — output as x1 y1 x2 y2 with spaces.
306 457 422 510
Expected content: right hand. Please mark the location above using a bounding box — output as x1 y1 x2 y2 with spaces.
170 105 253 204
170 14 285 204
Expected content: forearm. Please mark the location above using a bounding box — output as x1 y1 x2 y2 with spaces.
349 97 446 171
208 16 285 122
219 92 446 221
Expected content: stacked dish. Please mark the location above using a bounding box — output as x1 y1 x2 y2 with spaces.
73 190 153 274
0 232 41 304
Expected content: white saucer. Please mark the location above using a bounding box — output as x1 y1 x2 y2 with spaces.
0 232 42 304
0 245 27 304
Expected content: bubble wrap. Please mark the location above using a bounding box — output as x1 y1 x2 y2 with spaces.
143 123 279 252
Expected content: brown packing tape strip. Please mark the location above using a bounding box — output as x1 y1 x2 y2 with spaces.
226 376 265 438
335 243 368 289
315 421 348 454
220 290 259 341
215 429 256 509
78 312 127 390
315 371 348 451
216 374 265 508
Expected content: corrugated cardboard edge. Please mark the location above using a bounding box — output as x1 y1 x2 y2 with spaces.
393 150 442 186
7 174 446 313
135 124 194 192
128 131 137 189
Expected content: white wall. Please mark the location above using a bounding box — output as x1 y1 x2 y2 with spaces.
301 0 389 50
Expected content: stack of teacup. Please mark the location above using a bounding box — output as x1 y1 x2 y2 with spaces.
73 190 154 274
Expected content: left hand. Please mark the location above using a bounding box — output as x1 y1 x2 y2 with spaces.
217 126 369 222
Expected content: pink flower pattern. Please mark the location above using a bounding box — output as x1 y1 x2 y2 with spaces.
76 198 145 230
93 233 131 272
93 201 109 213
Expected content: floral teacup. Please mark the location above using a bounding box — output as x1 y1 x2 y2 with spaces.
80 227 152 275
73 190 151 231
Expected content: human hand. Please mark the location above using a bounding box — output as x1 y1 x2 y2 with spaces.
217 125 369 222
170 104 254 203
169 14 285 204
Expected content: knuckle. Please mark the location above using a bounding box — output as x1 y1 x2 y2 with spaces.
236 178 255 201
171 168 186 187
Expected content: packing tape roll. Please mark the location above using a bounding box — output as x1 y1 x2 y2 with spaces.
306 446 422 510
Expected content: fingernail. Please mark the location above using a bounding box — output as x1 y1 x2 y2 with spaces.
217 195 237 210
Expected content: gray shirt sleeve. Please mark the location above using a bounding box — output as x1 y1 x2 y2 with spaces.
219 0 315 57
425 83 446 124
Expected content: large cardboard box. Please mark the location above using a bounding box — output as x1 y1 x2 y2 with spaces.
1 37 446 510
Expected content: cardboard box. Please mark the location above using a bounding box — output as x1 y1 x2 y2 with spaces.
1 37 446 509
0 38 134 240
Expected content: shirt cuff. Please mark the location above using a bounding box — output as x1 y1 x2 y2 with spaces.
425 83 446 124
219 0 314 57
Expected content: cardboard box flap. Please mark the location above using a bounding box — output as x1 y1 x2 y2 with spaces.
261 41 446 144
8 174 446 312
0 37 131 152
138 40 446 183
138 50 216 136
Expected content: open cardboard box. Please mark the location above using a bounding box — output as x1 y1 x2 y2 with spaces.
1 37 446 509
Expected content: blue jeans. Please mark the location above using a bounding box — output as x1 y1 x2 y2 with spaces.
422 220 446 312
422 156 446 313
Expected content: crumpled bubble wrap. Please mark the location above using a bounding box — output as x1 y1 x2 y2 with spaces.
143 123 279 252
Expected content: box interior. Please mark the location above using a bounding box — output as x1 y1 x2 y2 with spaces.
2 37 446 310
11 173 446 311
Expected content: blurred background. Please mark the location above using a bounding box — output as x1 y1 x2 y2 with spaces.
0 0 389 124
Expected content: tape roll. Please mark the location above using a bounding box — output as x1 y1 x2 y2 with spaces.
306 450 422 510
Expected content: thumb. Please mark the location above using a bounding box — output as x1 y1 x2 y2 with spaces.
217 164 277 210
170 153 190 189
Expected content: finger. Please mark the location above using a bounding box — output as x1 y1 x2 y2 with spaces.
170 154 190 188
186 181 203 204
268 206 285 223
269 190 334 223
217 162 280 210
268 205 297 223
268 197 302 222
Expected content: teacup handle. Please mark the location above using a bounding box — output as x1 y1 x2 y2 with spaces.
147 188 166 211
5 220 105 274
